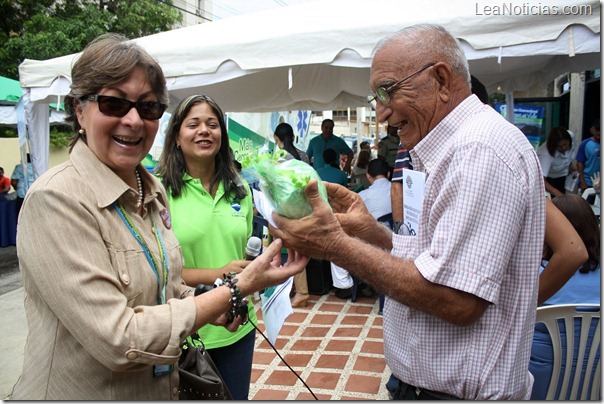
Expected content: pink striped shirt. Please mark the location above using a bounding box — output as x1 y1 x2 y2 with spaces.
384 95 545 400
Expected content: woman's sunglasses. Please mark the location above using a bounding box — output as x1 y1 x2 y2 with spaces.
81 95 167 120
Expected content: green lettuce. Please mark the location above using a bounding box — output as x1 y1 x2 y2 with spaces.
242 151 329 219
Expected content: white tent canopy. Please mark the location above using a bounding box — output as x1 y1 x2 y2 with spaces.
17 0 601 177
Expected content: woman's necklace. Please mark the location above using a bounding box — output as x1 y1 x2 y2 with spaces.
135 168 144 209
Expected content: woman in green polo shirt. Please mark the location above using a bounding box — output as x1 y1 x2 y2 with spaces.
157 95 256 399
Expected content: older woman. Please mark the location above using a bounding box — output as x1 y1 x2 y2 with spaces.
11 34 306 400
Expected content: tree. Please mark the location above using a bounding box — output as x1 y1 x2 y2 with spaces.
0 0 182 80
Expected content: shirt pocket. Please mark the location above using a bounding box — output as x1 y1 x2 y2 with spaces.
109 248 157 306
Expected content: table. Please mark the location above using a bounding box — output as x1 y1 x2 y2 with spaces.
0 199 17 247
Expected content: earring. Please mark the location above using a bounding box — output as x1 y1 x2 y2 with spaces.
176 144 181 149
79 129 86 135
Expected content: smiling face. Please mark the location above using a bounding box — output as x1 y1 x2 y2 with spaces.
75 68 159 182
176 102 222 166
370 43 440 150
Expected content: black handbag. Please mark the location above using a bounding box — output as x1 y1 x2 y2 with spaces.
178 334 233 400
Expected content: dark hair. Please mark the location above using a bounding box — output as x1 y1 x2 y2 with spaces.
591 119 600 129
355 149 371 169
156 95 246 201
471 75 488 104
545 127 572 157
321 119 334 129
274 123 301 160
360 141 371 150
552 194 600 272
323 148 338 167
367 158 390 178
64 33 168 152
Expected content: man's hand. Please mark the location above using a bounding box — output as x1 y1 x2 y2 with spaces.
323 182 376 240
270 180 348 260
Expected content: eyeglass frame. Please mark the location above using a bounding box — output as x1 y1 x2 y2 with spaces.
80 94 167 120
369 62 436 105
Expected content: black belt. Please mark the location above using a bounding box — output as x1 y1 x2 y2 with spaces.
392 378 461 400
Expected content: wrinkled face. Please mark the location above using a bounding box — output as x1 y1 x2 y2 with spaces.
176 102 222 164
557 139 571 153
76 68 160 181
370 43 439 150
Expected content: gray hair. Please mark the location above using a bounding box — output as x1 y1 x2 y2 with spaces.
374 24 471 85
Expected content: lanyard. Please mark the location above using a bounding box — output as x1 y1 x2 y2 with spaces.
114 202 169 305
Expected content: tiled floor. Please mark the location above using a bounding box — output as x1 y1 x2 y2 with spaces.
248 291 391 400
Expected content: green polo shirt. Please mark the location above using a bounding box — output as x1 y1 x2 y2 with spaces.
167 173 256 349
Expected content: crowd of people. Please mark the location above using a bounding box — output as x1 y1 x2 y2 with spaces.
8 24 600 401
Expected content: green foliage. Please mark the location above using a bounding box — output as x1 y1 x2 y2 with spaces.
489 92 506 106
0 127 18 138
49 126 72 149
0 0 183 80
0 125 71 148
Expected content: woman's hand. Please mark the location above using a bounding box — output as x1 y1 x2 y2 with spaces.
220 260 249 274
236 239 308 296
210 313 243 333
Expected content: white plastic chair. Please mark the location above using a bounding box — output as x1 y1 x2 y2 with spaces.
581 187 601 218
535 304 601 400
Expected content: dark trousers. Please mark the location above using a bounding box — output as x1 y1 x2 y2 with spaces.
387 374 460 400
547 176 567 195
15 197 24 224
207 329 256 400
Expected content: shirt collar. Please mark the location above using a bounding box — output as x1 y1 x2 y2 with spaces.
70 139 166 208
372 177 390 187
182 172 226 199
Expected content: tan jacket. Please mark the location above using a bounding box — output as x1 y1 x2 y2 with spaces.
11 140 197 400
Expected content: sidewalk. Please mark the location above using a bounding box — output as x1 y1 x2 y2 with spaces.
0 286 26 399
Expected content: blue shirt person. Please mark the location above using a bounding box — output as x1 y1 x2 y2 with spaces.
306 119 353 173
316 148 348 186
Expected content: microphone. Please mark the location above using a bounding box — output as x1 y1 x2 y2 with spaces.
245 236 262 260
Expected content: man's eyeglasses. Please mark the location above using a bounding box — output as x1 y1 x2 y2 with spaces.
81 95 167 120
369 63 436 105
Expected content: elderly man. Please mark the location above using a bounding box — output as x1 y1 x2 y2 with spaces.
271 24 545 400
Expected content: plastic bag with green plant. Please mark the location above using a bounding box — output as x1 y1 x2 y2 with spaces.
241 150 329 219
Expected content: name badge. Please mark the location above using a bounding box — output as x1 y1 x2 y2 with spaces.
153 364 174 378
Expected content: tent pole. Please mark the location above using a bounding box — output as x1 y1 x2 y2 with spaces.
505 91 515 124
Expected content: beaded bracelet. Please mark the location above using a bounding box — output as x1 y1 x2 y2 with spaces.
220 272 249 325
